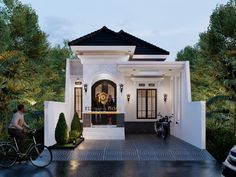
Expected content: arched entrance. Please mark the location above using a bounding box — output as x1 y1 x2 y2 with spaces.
91 80 117 125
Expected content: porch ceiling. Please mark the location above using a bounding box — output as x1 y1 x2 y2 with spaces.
117 62 185 77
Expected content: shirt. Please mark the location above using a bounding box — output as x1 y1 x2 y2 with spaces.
8 111 29 130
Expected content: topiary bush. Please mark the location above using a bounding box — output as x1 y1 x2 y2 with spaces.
55 113 69 145
71 112 83 138
69 130 79 143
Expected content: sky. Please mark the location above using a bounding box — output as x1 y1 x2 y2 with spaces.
20 0 229 60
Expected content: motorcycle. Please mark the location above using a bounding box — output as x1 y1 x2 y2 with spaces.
154 113 174 140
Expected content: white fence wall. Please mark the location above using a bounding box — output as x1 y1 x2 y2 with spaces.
171 101 206 149
170 61 206 149
44 101 68 146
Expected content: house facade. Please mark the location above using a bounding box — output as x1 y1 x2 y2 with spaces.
44 26 206 149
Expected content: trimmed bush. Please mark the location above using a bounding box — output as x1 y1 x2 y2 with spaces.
69 130 79 143
71 112 83 137
55 113 69 145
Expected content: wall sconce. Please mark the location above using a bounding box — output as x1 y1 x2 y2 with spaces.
164 94 167 102
119 83 124 93
127 94 130 102
75 80 82 85
84 84 88 93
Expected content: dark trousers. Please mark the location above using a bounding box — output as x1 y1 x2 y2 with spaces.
8 128 26 152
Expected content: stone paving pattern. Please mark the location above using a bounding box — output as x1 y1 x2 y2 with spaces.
52 135 214 161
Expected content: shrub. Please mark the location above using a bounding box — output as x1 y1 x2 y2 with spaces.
206 126 236 161
55 113 69 145
71 112 83 137
69 130 79 143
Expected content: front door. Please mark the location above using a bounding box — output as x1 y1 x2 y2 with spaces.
91 80 117 125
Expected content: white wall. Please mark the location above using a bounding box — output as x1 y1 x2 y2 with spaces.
44 59 77 146
170 61 206 149
44 101 69 146
124 77 172 122
45 58 206 149
82 63 125 113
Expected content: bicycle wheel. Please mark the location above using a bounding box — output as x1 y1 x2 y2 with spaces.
0 144 17 168
29 144 52 168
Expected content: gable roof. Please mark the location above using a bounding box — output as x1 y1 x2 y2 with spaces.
68 26 169 56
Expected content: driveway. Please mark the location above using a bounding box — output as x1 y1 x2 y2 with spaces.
52 134 214 161
0 161 222 177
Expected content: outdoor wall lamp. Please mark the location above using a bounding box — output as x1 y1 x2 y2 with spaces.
119 83 124 93
164 94 167 102
127 94 130 102
75 79 82 86
84 84 88 93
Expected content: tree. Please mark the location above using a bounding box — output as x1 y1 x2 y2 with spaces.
55 113 69 145
176 0 236 159
0 0 71 139
198 0 236 132
199 0 236 89
177 1 236 128
1 0 49 60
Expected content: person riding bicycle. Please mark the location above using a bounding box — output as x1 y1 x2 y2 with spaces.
8 104 31 152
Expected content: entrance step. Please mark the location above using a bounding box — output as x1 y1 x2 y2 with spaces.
83 127 125 140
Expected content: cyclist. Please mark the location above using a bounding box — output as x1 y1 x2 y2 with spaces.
8 104 31 152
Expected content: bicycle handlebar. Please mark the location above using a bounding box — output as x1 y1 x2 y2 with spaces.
28 129 37 134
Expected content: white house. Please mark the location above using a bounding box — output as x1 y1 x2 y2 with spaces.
44 26 206 149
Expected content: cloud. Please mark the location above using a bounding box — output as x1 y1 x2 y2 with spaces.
42 17 77 45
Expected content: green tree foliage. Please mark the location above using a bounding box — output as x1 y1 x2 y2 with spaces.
199 0 236 94
177 0 236 159
55 113 69 145
2 0 49 59
0 0 71 137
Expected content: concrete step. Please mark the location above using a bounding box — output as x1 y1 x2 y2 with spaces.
83 127 125 140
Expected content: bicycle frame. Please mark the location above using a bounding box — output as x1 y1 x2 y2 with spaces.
1 130 52 168
12 134 38 157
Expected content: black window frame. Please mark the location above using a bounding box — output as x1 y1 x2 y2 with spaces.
74 87 83 119
137 89 157 119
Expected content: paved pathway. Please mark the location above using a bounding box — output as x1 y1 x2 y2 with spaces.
52 135 214 161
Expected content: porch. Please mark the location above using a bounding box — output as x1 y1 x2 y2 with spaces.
51 135 214 161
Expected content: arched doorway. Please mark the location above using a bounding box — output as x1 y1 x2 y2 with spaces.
91 80 117 125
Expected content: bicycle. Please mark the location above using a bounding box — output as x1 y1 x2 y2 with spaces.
0 129 52 168
154 113 174 140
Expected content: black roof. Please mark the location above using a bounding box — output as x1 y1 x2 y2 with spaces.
69 26 169 56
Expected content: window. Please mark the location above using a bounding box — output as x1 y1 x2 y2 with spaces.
176 76 181 123
148 83 155 87
74 87 82 119
138 83 145 87
137 89 157 119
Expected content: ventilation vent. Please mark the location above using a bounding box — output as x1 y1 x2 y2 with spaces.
148 83 155 87
138 83 145 87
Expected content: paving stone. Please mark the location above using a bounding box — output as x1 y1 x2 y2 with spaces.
51 135 215 161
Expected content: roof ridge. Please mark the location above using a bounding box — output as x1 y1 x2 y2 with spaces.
118 30 169 54
69 26 134 46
